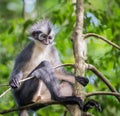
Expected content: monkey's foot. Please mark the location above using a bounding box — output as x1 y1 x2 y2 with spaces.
54 96 84 110
83 99 102 112
75 76 89 86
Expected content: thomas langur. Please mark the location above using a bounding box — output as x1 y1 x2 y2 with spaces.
9 19 101 116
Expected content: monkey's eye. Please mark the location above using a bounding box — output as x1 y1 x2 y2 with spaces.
42 34 47 38
48 36 52 40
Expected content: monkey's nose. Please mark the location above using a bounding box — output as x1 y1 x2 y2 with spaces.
43 38 50 45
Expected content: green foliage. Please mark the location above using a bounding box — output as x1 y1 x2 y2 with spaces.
0 0 120 115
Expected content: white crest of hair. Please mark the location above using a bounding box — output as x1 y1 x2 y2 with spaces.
29 19 56 35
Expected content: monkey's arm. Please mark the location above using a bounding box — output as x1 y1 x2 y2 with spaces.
31 61 84 109
9 57 25 88
56 71 89 87
9 42 34 88
10 71 23 88
31 61 101 111
51 47 88 86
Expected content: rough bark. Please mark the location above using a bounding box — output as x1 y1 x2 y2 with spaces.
71 0 86 115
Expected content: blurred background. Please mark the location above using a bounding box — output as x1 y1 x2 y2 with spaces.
0 0 120 116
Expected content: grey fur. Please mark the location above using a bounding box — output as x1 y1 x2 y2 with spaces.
29 19 56 35
9 20 89 116
10 42 35 81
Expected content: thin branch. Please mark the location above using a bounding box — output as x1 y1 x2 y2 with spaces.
0 63 75 98
87 91 120 98
0 100 60 114
54 63 75 69
0 63 74 87
0 77 35 98
84 33 120 50
0 83 9 87
0 88 11 98
20 76 34 83
86 63 120 102
19 63 75 84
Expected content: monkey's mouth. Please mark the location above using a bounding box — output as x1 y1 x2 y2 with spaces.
38 39 51 45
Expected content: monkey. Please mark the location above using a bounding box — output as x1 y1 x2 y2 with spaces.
9 19 101 116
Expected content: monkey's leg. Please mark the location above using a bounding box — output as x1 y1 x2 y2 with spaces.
31 61 84 109
59 82 102 112
19 109 29 116
55 72 89 87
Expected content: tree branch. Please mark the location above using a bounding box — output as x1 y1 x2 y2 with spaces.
0 63 74 88
85 63 120 102
71 0 85 116
84 33 120 50
0 83 9 87
0 100 60 114
0 88 11 98
54 63 75 69
0 63 75 98
87 91 120 98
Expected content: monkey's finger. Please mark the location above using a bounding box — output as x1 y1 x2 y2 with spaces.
13 79 19 88
10 79 20 88
9 81 17 88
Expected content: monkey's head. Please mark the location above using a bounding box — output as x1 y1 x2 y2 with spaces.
29 19 56 45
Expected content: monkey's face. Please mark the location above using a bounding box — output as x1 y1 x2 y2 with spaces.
30 19 56 45
31 31 55 45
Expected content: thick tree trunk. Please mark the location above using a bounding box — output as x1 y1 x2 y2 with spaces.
71 0 86 115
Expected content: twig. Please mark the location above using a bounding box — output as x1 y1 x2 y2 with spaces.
0 100 60 114
0 76 36 98
0 63 74 87
0 88 11 98
87 91 120 98
0 83 9 87
0 63 75 98
54 63 75 69
19 63 75 84
86 63 120 102
84 33 120 50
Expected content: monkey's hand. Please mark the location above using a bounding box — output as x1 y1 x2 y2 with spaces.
30 61 60 97
9 71 23 89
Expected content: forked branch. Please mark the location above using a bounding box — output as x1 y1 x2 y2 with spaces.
0 63 75 98
87 91 120 98
86 63 120 102
84 33 120 50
